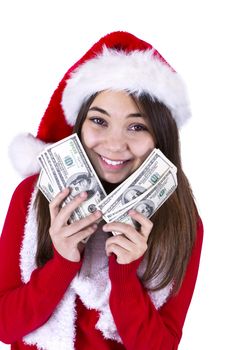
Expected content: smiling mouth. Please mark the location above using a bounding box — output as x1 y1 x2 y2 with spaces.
99 155 131 167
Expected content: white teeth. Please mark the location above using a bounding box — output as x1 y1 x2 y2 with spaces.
101 156 125 165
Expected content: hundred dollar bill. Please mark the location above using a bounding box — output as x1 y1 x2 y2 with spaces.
104 168 177 222
97 149 177 217
37 169 86 235
38 156 53 184
39 152 81 219
37 169 60 202
38 134 107 218
108 170 177 235
38 153 64 190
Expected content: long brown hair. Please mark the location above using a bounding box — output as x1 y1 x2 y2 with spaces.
34 92 198 294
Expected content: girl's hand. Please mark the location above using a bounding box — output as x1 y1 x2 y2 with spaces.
49 188 102 262
103 210 153 264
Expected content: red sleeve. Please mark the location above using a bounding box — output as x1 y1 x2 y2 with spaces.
109 219 204 350
0 176 82 344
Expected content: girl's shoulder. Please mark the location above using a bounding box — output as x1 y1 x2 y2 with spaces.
11 174 39 206
16 174 39 191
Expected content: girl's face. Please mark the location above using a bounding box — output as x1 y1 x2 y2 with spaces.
81 90 155 184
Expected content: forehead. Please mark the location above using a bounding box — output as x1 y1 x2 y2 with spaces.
89 90 141 114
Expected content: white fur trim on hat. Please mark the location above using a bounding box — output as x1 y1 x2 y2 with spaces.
8 133 50 177
61 47 190 128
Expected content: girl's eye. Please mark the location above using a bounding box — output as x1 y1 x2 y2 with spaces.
89 117 107 126
129 124 148 132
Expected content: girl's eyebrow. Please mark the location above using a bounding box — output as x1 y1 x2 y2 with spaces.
88 106 145 118
88 107 110 116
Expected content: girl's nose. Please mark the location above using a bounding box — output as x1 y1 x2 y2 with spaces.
104 130 127 152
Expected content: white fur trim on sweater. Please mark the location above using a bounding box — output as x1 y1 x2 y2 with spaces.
20 187 172 350
61 47 190 128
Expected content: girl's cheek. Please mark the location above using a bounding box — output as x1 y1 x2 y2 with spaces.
81 126 100 148
130 137 155 157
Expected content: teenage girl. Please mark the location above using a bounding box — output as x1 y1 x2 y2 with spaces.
0 31 203 350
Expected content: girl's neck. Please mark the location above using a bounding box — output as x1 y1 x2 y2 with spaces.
101 180 120 194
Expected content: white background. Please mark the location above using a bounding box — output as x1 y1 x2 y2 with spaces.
0 1 232 349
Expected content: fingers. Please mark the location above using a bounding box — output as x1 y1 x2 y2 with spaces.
106 234 131 253
103 210 153 264
105 230 147 255
49 188 70 223
105 234 147 265
49 190 88 226
128 210 153 238
48 189 102 262
52 222 99 262
64 210 102 238
103 221 140 244
103 211 153 242
68 223 98 245
105 243 129 264
49 189 102 238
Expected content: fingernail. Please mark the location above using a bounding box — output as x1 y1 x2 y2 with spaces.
94 210 102 217
79 192 87 198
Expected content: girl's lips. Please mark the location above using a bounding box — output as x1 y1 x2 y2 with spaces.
98 154 131 170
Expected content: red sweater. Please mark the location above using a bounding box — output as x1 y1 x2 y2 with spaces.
0 175 203 350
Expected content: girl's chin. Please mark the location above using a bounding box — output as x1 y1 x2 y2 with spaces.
97 166 132 185
100 171 131 184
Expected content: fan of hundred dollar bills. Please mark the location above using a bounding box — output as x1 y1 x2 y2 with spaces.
37 134 177 237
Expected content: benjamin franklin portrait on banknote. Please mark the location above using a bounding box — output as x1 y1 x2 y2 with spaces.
66 172 98 200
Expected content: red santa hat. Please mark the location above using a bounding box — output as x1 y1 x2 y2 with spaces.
9 31 191 177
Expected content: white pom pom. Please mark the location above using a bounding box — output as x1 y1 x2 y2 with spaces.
8 133 50 177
